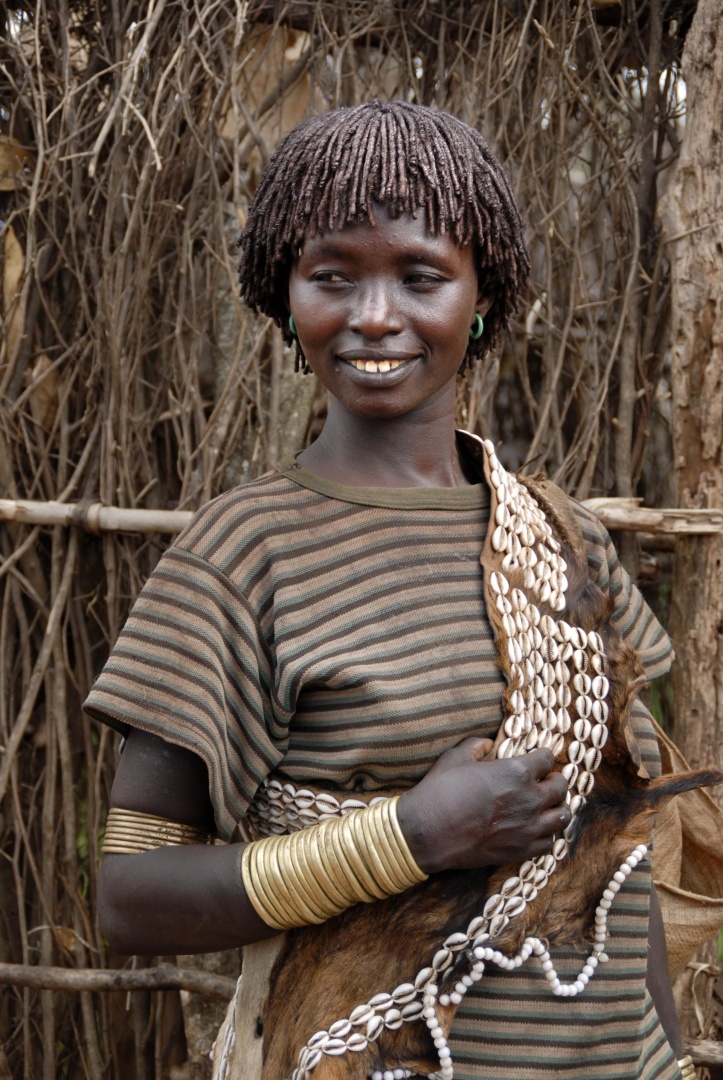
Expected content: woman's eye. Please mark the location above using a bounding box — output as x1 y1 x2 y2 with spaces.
406 272 442 285
314 271 348 283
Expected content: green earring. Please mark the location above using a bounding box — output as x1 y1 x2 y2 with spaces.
288 313 297 337
469 313 484 340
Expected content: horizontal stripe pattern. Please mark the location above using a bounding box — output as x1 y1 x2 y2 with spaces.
84 443 677 1077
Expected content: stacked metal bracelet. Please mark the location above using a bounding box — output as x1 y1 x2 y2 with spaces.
678 1055 696 1080
102 807 212 855
241 796 427 930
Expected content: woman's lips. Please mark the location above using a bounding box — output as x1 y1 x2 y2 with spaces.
336 354 421 381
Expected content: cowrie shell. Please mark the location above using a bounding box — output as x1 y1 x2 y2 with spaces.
528 604 541 627
401 1002 423 1021
511 588 527 611
444 932 470 951
538 729 553 749
467 916 488 938
329 1019 352 1038
392 982 417 1003
557 685 572 709
591 723 608 749
502 612 516 637
414 967 434 990
538 580 551 604
365 1015 384 1040
537 561 552 583
572 649 589 672
524 726 539 749
500 875 522 898
369 992 393 1011
432 949 453 971
591 652 606 675
551 732 565 755
383 1008 403 1030
483 893 504 918
587 631 603 653
576 695 592 719
495 502 510 527
539 615 557 638
504 895 526 918
553 593 566 612
592 675 610 699
573 672 592 695
519 860 536 882
489 912 510 937
507 639 523 665
492 525 507 552
316 793 341 813
497 737 519 759
584 747 602 771
496 594 512 615
541 685 556 708
542 854 556 874
553 837 569 859
554 660 570 684
346 1032 369 1051
523 566 536 588
541 637 559 662
308 1031 331 1049
510 689 525 715
541 663 555 686
323 1038 349 1055
557 707 572 733
533 867 548 887
521 882 538 901
590 699 608 724
490 571 509 595
560 641 573 662
570 793 587 814
573 717 592 741
577 770 595 796
541 707 557 731
562 762 579 786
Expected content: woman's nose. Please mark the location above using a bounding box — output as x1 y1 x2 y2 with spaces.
346 283 404 338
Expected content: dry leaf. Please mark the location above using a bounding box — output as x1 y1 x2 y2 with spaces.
2 224 25 360
27 352 59 429
0 134 31 191
55 925 77 951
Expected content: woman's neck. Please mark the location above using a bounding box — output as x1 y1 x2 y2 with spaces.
295 398 475 489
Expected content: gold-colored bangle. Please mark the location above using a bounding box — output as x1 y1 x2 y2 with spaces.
285 830 335 921
383 797 427 887
365 800 411 892
102 807 212 855
239 797 428 932
677 1055 696 1080
339 812 387 900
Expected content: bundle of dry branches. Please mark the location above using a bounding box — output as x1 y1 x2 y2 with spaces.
0 1 694 1076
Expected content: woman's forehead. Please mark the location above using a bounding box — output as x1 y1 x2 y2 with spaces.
299 205 472 261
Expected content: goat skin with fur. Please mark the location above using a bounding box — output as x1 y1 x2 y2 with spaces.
258 522 722 1080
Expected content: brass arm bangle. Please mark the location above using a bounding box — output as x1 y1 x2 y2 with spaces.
677 1055 696 1080
240 796 428 931
102 807 212 855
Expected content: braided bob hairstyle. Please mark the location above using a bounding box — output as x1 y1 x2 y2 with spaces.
238 100 530 370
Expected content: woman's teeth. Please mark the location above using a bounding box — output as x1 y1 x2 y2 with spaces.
349 359 402 373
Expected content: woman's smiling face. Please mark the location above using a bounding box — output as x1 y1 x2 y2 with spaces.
288 205 490 421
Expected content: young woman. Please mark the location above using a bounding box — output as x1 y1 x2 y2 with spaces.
87 101 689 1080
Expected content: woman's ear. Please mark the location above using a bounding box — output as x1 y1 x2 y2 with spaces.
476 295 493 319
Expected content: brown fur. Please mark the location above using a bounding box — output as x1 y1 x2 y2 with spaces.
260 523 722 1080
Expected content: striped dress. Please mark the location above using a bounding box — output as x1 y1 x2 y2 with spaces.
85 436 679 1080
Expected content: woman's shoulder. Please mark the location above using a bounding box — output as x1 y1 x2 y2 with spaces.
172 468 318 560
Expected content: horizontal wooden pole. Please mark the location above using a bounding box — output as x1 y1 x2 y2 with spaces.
687 1038 723 1067
0 961 236 999
0 496 721 537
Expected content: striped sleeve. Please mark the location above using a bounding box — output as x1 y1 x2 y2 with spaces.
572 504 674 681
84 546 291 841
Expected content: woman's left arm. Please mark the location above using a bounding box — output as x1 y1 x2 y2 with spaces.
647 883 683 1058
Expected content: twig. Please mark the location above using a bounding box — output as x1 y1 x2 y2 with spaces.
0 962 237 1000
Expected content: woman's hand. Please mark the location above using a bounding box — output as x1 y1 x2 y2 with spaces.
397 737 571 875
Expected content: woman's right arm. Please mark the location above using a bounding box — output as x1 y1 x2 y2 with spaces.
100 730 570 954
99 730 277 954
